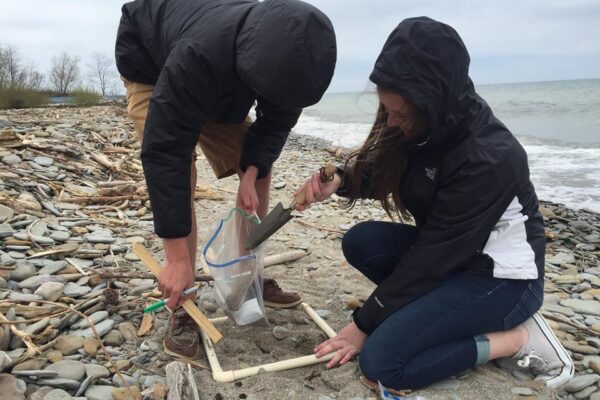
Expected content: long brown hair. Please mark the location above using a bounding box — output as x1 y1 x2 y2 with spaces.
343 103 413 221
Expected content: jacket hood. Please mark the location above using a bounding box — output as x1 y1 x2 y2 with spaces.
236 0 336 108
370 17 477 146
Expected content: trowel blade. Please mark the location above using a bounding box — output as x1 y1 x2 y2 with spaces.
245 202 293 250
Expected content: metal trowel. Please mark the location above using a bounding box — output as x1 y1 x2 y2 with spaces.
245 163 337 250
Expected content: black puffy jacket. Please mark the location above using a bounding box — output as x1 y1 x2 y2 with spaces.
115 0 336 238
340 17 545 334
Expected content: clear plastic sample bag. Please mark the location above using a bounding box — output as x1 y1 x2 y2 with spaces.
203 208 268 326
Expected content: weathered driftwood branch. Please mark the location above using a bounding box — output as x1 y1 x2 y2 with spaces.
90 151 119 171
166 361 201 400
264 250 307 268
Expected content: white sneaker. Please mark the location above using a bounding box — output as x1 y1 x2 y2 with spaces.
513 312 574 388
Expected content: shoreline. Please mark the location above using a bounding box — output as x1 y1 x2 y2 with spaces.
0 105 598 399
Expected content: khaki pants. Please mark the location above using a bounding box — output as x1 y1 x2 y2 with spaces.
123 78 252 179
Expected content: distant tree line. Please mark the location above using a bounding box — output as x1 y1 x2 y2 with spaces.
0 43 120 109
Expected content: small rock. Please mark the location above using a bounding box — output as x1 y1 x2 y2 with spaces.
33 156 54 167
272 326 290 340
123 253 139 261
0 205 14 222
0 351 11 372
12 358 47 372
25 317 50 335
254 335 276 353
82 338 100 356
563 374 600 392
139 375 165 389
112 359 130 371
72 311 109 330
49 231 70 242
54 335 83 356
44 360 86 381
574 385 598 399
539 207 556 219
112 386 141 400
203 302 218 313
8 292 43 302
42 388 72 400
18 274 65 290
561 299 600 316
10 263 37 282
84 364 110 380
0 223 15 238
85 235 115 244
0 373 26 400
564 341 600 355
35 282 65 302
72 319 114 338
315 309 331 319
15 192 42 211
117 323 137 343
62 283 91 298
37 261 67 275
46 350 63 363
104 330 124 347
85 385 116 400
273 182 286 189
1 154 21 165
36 378 80 390
28 386 54 400
112 373 138 387
547 252 576 265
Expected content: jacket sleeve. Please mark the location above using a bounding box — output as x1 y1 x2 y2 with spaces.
239 99 301 179
141 42 216 238
353 151 520 334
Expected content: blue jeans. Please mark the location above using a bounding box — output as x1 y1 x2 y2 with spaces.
342 221 544 390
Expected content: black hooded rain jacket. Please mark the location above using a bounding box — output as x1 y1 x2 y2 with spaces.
341 17 545 334
115 0 336 238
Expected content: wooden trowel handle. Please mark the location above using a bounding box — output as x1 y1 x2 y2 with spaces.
294 163 337 205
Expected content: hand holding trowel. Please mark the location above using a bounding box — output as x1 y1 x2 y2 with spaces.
245 163 339 250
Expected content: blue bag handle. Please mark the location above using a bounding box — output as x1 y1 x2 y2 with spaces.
203 208 260 268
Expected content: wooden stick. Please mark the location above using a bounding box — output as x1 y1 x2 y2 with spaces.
264 250 307 268
132 243 222 343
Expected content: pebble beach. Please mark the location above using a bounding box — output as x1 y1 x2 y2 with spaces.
0 104 599 399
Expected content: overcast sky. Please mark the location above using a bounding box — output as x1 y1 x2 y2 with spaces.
1 0 599 93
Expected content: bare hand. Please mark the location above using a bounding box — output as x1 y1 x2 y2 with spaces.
315 322 367 368
159 238 195 310
294 172 341 211
237 167 259 214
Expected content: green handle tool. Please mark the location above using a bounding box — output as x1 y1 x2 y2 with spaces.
143 286 200 313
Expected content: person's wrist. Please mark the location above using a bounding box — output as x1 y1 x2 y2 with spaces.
243 165 259 181
163 237 190 264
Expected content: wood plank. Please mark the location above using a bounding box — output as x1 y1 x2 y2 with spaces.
132 243 223 343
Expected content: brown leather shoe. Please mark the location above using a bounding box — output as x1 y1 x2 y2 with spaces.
163 309 200 360
262 278 302 309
